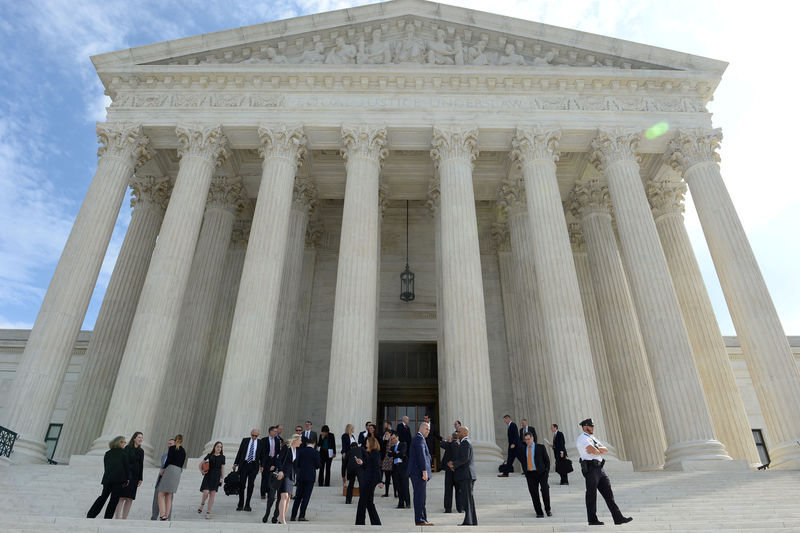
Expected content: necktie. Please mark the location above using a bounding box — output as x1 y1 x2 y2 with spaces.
247 439 255 462
527 445 533 471
270 438 275 457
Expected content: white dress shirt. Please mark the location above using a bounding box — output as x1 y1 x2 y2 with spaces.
576 432 603 461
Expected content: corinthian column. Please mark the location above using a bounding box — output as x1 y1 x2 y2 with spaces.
431 126 501 468
55 175 169 463
568 179 666 470
95 124 229 462
510 127 608 452
325 125 386 438
264 178 316 428
591 130 731 469
2 123 150 462
668 129 800 469
154 176 245 455
211 125 306 451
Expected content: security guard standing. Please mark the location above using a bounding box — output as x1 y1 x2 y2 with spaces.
576 418 633 526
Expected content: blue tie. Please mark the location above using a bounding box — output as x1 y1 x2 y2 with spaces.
247 440 255 462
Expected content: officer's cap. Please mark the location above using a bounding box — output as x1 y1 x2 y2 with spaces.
578 418 594 427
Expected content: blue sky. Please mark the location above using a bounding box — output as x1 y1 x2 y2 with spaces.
1 0 798 336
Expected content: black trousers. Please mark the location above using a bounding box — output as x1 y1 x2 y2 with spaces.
291 479 314 519
262 481 280 522
355 480 381 525
87 483 124 519
382 469 392 495
238 461 259 509
501 446 524 474
392 464 409 507
345 469 363 504
583 465 623 523
443 468 462 511
318 454 333 486
525 470 551 515
456 478 476 525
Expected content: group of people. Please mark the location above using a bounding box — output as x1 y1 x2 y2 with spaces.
86 414 632 527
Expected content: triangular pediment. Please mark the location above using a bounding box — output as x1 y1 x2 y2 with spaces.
91 0 726 74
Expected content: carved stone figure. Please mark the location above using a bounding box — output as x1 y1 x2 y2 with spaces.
453 35 464 65
426 28 456 65
325 36 357 65
466 39 489 65
532 49 557 66
242 46 287 64
497 43 526 66
300 42 327 64
395 22 425 64
363 28 392 64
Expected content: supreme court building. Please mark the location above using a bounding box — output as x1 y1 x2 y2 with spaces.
2 0 800 472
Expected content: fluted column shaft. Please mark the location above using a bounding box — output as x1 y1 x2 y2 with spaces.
495 244 528 422
668 129 800 469
193 223 248 454
570 179 666 470
2 124 150 462
325 125 387 437
264 180 315 428
155 176 242 455
511 127 607 451
96 124 228 462
431 126 500 468
211 125 306 450
569 225 625 460
427 179 450 427
591 131 729 469
55 176 168 463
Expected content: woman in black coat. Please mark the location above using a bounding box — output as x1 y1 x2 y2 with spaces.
317 425 336 487
87 435 130 519
355 436 383 525
340 423 356 485
275 434 301 525
115 431 144 519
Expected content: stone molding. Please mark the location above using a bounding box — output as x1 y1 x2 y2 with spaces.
378 182 390 217
430 125 479 168
511 127 561 167
490 220 510 252
667 128 723 173
425 176 440 215
496 176 525 218
647 177 687 220
305 217 324 248
96 122 151 170
568 178 612 219
590 129 642 171
206 175 246 215
568 222 587 252
175 124 230 167
340 124 388 165
257 124 307 166
129 175 171 211
292 177 318 216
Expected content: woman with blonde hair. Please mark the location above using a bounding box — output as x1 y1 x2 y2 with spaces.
198 441 225 519
157 434 186 521
275 433 302 524
115 431 144 519
340 423 356 484
87 435 130 519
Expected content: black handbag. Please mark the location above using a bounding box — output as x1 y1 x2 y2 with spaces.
268 471 282 491
223 470 241 496
556 457 574 474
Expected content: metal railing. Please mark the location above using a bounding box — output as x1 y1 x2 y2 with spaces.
0 425 18 458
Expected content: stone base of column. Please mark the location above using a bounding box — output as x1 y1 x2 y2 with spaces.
663 439 737 470
205 437 241 462
602 458 635 473
88 434 155 465
471 440 503 473
5 437 47 464
767 440 800 470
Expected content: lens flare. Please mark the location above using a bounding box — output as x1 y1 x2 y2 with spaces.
645 121 669 139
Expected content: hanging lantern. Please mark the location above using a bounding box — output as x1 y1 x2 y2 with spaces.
400 200 415 302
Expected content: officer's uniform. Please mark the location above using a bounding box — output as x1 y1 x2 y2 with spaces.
576 419 631 526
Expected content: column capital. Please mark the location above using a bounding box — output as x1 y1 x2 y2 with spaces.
258 124 307 166
426 176 440 216
130 175 171 212
176 124 230 168
568 222 587 253
378 182 390 217
430 125 479 168
647 177 687 220
490 221 511 252
667 128 723 173
590 129 642 171
230 218 251 249
305 217 324 249
207 176 247 215
568 178 612 219
97 122 151 171
510 127 561 167
340 124 388 165
496 177 526 218
292 178 318 217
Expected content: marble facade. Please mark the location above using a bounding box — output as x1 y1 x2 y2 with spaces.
2 0 799 471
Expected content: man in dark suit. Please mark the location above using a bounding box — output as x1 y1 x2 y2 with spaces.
449 425 477 526
345 441 365 504
387 431 410 508
519 418 537 444
548 423 569 485
407 422 433 526
233 428 265 511
358 421 373 448
301 420 317 448
523 432 551 517
499 415 523 476
290 438 321 521
397 416 412 447
423 414 441 471
439 432 462 513
259 426 282 520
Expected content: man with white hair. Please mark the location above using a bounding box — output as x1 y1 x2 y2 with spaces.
233 428 265 512
407 422 433 526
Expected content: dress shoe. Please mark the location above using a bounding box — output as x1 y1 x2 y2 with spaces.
614 516 633 525
560 482 569 485
290 517 296 521
536 514 544 518
458 523 476 526
271 517 278 524
418 522 434 526
497 473 509 477
396 505 404 509
546 511 552 517
244 506 252 512
262 515 269 523
298 517 308 522
235 506 243 511
444 509 452 513
588 520 605 525
381 494 388 497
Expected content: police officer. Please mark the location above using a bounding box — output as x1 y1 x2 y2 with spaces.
577 418 632 526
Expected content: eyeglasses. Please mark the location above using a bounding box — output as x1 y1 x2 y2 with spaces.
251 434 258 438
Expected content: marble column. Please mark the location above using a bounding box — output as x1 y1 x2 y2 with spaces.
264 178 316 429
94 124 229 461
193 219 249 454
568 178 666 470
497 179 554 437
510 127 608 451
2 123 150 462
427 177 450 426
154 176 245 455
591 130 731 469
325 125 386 438
568 222 625 460
55 175 169 463
647 174 760 465
430 125 501 468
211 125 306 451
668 129 800 469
